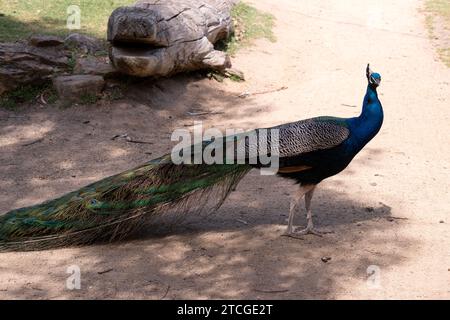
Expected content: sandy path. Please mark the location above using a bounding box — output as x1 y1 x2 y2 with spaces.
1 0 449 299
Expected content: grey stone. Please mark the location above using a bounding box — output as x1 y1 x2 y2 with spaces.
29 35 64 47
74 57 118 78
0 42 69 95
53 75 105 102
64 33 104 54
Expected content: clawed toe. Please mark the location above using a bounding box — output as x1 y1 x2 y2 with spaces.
282 231 305 240
296 227 322 237
284 226 334 238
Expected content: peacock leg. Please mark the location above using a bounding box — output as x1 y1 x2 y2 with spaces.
282 184 314 239
293 185 333 237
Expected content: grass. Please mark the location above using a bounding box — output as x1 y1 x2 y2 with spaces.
218 1 276 56
0 82 56 109
0 0 134 42
426 0 450 17
67 51 77 73
424 0 450 67
79 93 99 105
105 87 124 101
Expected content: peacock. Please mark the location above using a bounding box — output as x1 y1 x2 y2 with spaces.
0 64 383 250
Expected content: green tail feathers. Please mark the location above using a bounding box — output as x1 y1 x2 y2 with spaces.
0 154 251 251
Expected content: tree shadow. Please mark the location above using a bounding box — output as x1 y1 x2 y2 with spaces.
0 182 412 299
0 3 126 42
0 14 71 42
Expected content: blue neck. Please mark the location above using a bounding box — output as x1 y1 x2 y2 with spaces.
347 84 384 150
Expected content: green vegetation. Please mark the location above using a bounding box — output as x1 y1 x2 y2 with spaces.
425 0 450 67
106 87 125 101
67 52 77 73
0 0 134 42
0 82 56 109
426 0 450 17
79 93 99 105
218 1 276 56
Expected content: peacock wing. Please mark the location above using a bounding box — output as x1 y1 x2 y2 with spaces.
274 117 350 158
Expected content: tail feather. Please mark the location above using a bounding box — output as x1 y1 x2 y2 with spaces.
0 154 251 251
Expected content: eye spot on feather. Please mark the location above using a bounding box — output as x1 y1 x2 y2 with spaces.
86 199 103 210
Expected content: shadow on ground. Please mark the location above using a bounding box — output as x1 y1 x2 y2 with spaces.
0 180 409 299
0 15 68 42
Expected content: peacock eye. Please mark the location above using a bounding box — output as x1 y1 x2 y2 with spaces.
90 199 98 205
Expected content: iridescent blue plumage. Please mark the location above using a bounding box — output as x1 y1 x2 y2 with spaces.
346 74 383 151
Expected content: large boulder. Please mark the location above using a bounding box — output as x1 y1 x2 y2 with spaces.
107 0 235 77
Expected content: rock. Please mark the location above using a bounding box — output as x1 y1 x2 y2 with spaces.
223 68 245 81
107 0 235 77
321 256 332 263
29 35 64 47
0 42 69 95
64 33 104 54
53 75 105 102
74 56 118 78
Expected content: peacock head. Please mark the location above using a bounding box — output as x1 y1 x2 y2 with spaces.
366 64 381 87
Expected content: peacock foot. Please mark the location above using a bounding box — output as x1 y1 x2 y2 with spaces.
284 226 334 238
282 230 305 240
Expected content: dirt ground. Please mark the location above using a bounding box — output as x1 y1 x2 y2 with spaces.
1 0 449 299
